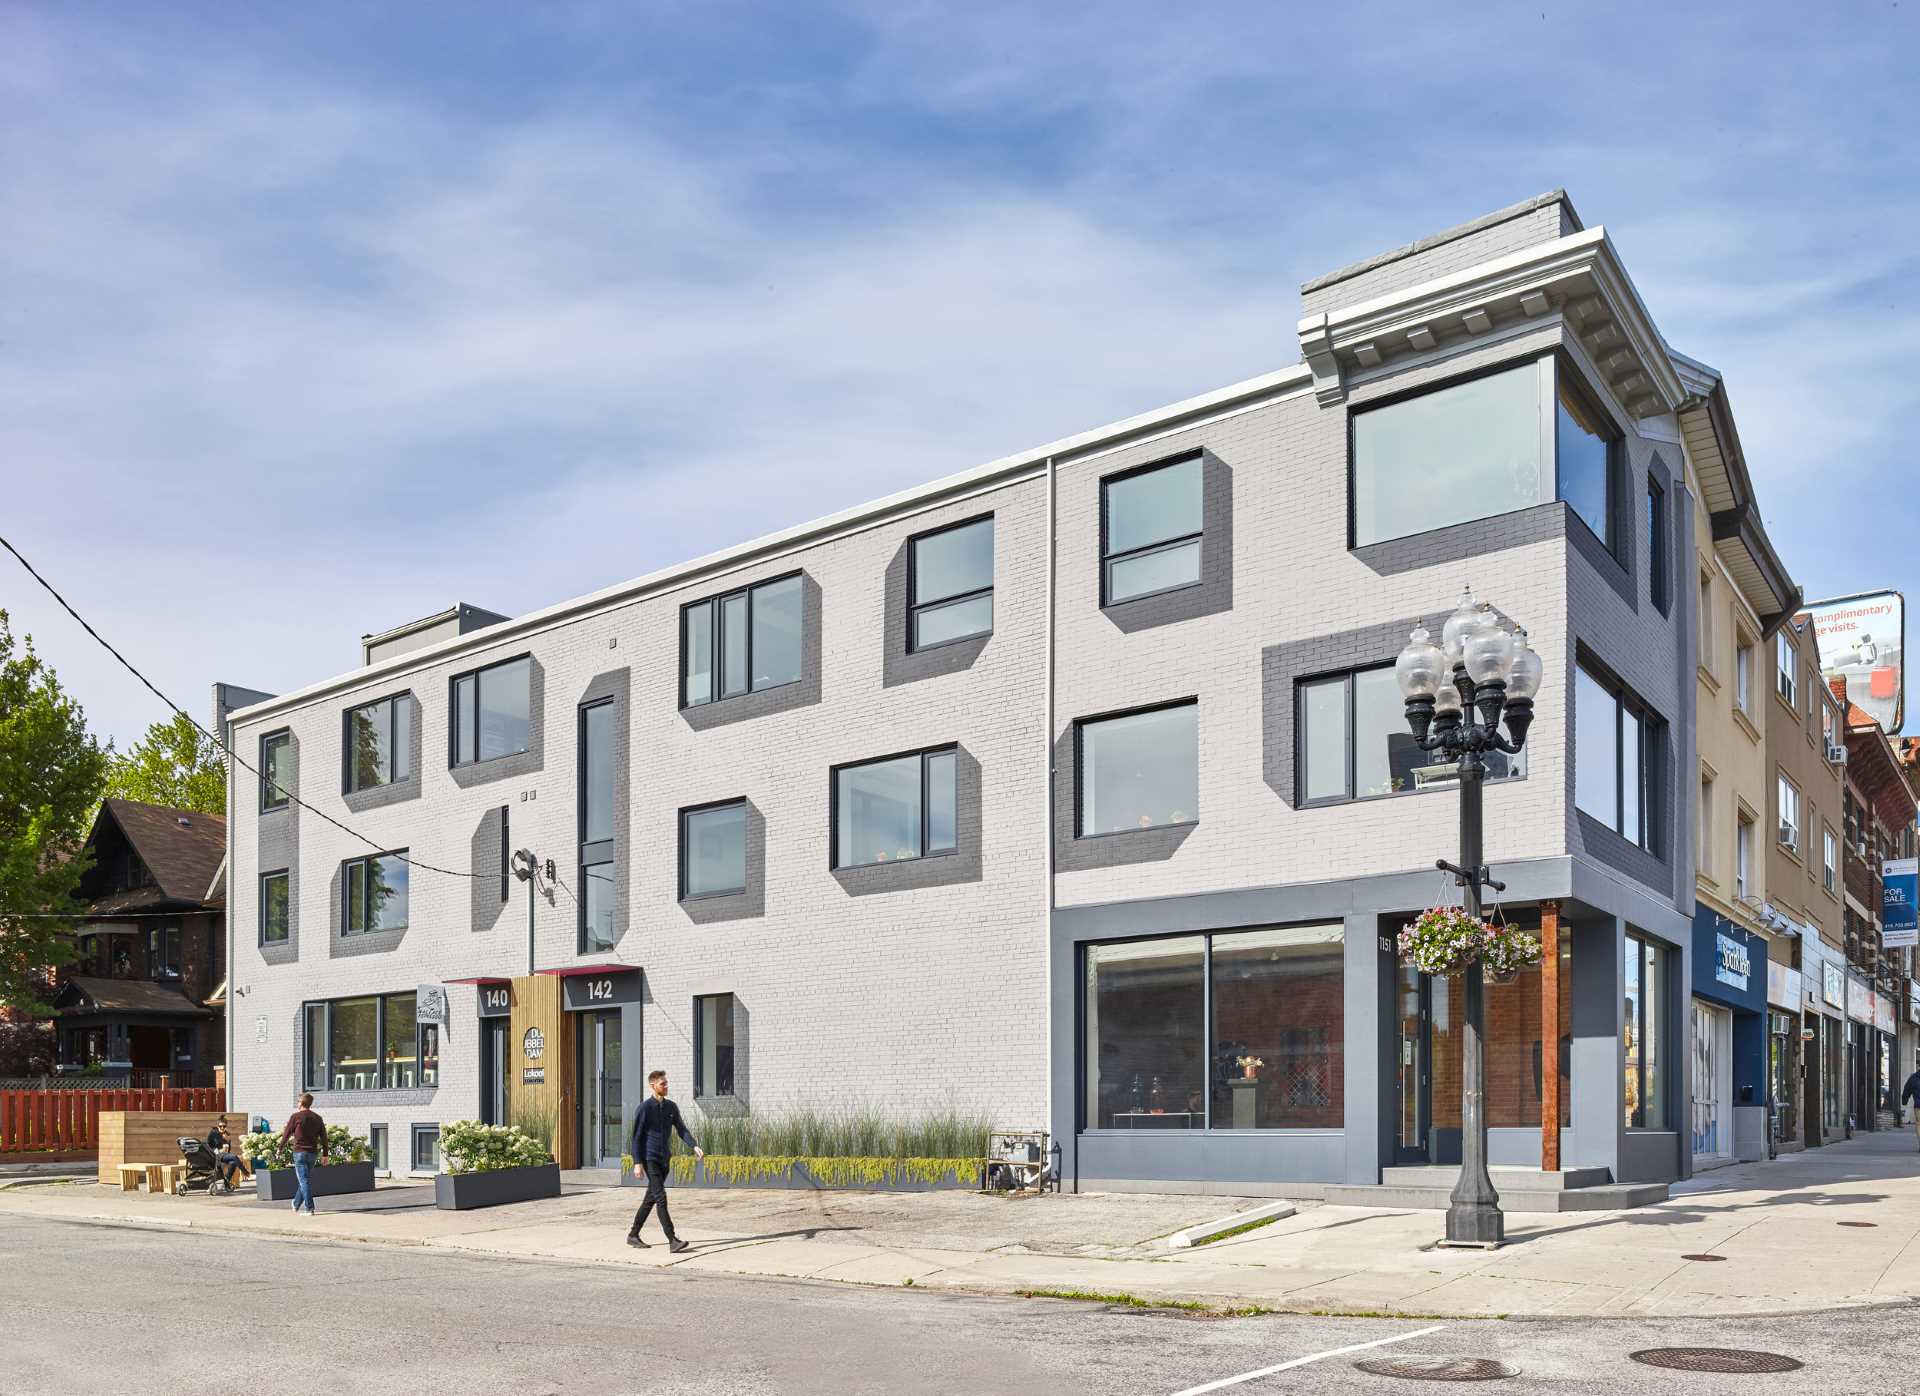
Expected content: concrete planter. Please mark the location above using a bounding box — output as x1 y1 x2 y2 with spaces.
434 1162 562 1210
255 1161 377 1201
621 1159 979 1193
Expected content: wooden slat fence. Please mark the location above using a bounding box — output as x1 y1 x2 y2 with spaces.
0 1087 225 1154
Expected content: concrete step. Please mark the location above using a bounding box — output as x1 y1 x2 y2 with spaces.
1380 1165 1613 1191
1322 1181 1669 1213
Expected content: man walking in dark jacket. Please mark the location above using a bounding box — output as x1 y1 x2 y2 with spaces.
628 1069 701 1252
1902 1069 1920 1150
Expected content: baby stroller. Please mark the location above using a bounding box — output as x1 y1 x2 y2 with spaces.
174 1136 237 1196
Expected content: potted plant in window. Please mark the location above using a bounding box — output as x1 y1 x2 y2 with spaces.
433 1121 561 1210
246 1125 377 1201
1398 905 1542 982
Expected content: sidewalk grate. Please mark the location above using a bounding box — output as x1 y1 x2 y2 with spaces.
1629 1348 1802 1374
1679 1253 1726 1261
1353 1357 1516 1381
1836 1220 1876 1227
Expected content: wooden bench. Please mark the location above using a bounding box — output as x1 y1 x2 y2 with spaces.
116 1164 145 1193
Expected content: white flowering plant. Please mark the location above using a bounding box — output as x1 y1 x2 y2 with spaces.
439 1120 553 1174
237 1124 370 1171
1398 906 1542 980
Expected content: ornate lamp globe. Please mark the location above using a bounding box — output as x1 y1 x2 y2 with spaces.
1395 624 1446 699
1440 587 1489 666
1433 677 1464 717
1506 628 1544 701
1463 621 1516 686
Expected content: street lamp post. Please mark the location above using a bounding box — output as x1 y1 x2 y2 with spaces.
1395 588 1544 1248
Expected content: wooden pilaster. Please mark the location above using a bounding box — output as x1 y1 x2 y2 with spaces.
1541 900 1562 1171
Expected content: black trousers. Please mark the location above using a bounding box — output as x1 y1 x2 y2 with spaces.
629 1159 675 1239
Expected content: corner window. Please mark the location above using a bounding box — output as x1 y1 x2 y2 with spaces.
578 700 614 954
681 800 747 898
694 993 736 1099
909 517 994 650
260 870 290 945
1575 663 1654 848
451 656 531 766
1101 456 1202 605
1776 632 1798 707
411 1124 441 1173
147 925 181 980
1077 701 1198 836
681 574 802 707
1646 475 1669 611
1298 666 1522 804
1351 356 1620 552
1778 775 1801 853
1624 933 1668 1129
342 851 409 934
834 747 956 868
345 693 414 792
261 730 291 811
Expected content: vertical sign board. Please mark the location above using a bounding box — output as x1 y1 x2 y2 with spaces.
1807 590 1904 735
1883 857 1919 950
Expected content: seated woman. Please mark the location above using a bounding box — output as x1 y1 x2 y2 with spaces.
206 1119 252 1190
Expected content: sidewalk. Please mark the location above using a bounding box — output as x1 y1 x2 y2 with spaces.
4 1132 1918 1319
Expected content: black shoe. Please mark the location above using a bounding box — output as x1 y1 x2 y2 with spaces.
626 1233 649 1249
669 1238 690 1253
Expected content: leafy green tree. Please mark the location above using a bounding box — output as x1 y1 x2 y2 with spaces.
0 611 108 1014
103 710 226 814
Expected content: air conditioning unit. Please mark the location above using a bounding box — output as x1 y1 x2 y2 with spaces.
1779 823 1798 848
1827 742 1848 765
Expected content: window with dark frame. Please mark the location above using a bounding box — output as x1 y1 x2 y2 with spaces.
1623 933 1668 1129
344 692 414 792
341 851 410 935
1646 475 1669 611
1297 665 1523 805
681 574 803 707
578 700 614 953
1776 631 1798 706
499 804 510 904
1574 662 1656 849
300 992 438 1093
260 870 290 945
681 800 748 898
147 925 181 980
449 655 532 767
833 746 957 868
1101 456 1203 605
1075 700 1198 837
261 730 291 811
908 516 994 651
411 1124 440 1172
693 993 736 1099
369 1123 388 1173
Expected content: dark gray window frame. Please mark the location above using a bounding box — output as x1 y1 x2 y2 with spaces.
147 924 181 981
692 992 737 1100
907 514 995 652
448 654 533 768
1646 473 1670 613
679 571 804 709
410 1122 440 1172
1624 931 1668 1131
260 729 291 812
1072 696 1199 840
1099 453 1204 607
299 991 437 1094
829 744 959 870
499 803 511 904
1577 657 1658 852
368 1122 389 1173
577 699 614 953
259 868 290 946
679 797 749 901
341 849 410 936
1295 664 1526 807
342 691 414 793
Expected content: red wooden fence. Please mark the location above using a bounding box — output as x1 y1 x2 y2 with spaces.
0 1087 225 1154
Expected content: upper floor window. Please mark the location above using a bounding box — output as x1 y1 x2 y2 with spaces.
1646 475 1669 612
1735 634 1755 716
345 693 414 792
578 700 614 953
1697 571 1714 672
909 517 994 650
261 730 291 811
1776 632 1798 707
1101 456 1202 605
1824 827 1839 893
1352 356 1621 552
261 871 290 945
1778 774 1802 853
694 993 737 1099
1299 665 1521 805
147 925 181 981
1736 812 1754 901
1575 662 1655 848
1076 700 1198 836
681 800 747 899
343 851 409 935
1698 773 1715 876
682 575 802 707
834 747 956 868
1822 695 1840 751
451 656 531 766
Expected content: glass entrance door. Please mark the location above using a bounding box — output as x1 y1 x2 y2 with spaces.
482 1020 507 1126
1395 965 1431 1163
1691 1001 1729 1161
580 1010 624 1168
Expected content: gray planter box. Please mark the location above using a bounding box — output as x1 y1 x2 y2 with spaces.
621 1159 979 1193
434 1163 562 1210
255 1161 377 1201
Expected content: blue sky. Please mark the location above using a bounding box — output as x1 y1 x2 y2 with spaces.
4 1 1915 748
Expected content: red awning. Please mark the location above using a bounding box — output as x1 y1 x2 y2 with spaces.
534 963 638 978
443 976 512 985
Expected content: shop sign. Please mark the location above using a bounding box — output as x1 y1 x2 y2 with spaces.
1847 975 1872 1024
478 984 512 1018
1824 962 1846 1009
1715 932 1752 991
1874 992 1896 1035
523 1026 546 1061
416 984 449 1026
1767 961 1801 1010
1883 857 1919 949
561 968 641 1011
522 1066 545 1085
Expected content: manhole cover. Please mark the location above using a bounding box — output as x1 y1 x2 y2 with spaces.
1837 1220 1877 1228
1629 1348 1803 1374
1679 1253 1726 1261
1353 1356 1517 1381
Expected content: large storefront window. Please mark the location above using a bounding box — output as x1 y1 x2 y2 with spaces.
1623 934 1668 1129
1084 925 1344 1132
305 991 438 1093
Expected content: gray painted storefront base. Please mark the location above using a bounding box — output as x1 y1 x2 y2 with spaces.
1051 855 1693 1194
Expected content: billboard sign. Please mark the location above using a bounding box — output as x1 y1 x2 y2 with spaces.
1884 857 1920 950
1806 590 1904 734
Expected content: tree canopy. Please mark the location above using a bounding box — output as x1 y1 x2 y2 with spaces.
0 610 109 1014
103 710 227 815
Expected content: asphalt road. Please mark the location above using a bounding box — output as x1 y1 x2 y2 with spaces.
1 1214 1907 1395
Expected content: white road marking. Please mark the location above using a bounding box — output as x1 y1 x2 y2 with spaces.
1168 1323 1446 1396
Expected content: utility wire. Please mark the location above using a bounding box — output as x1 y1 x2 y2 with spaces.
2 532 482 882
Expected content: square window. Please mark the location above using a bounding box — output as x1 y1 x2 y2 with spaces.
1077 702 1198 836
411 1125 440 1173
342 851 409 934
694 993 736 1099
680 575 803 707
260 870 290 945
834 747 958 867
681 801 747 898
261 730 292 811
909 517 994 650
1298 665 1522 804
450 656 531 766
344 693 414 792
1101 457 1202 604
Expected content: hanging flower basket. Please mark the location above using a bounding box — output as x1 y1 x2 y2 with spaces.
1398 905 1542 980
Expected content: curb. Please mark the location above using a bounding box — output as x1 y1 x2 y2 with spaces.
1165 1200 1296 1249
